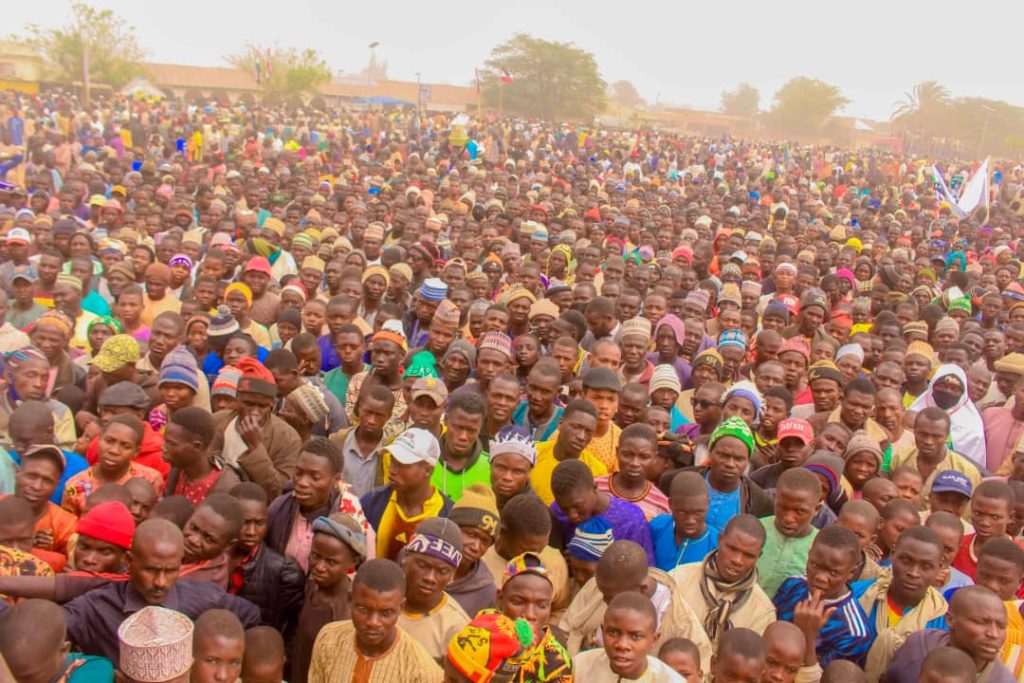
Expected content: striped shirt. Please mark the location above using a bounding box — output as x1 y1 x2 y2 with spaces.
773 576 875 666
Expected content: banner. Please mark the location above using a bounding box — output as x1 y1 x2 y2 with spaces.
956 157 990 217
932 165 968 218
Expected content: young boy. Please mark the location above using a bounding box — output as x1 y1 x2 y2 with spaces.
292 512 366 682
446 483 500 618
837 500 882 581
890 467 924 508
927 470 973 521
760 621 808 683
567 516 615 593
551 459 654 565
596 423 671 520
190 609 246 683
573 591 688 682
242 626 286 683
708 628 767 683
773 525 875 666
650 470 716 571
0 598 114 682
658 638 702 682
925 511 975 599
875 498 920 567
861 477 899 514
757 468 821 597
12 444 77 558
918 647 978 683
953 480 1019 593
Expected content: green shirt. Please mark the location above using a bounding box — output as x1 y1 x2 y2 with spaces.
431 449 491 502
756 516 818 598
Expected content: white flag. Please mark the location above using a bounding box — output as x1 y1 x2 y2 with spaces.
933 166 968 218
957 157 990 216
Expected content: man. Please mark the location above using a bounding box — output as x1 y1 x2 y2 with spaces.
457 331 514 401
582 296 620 352
322 323 367 407
52 273 98 353
209 357 301 499
808 378 888 447
60 518 260 667
559 539 713 670
402 278 448 350
619 317 655 390
983 375 1024 474
0 346 77 451
264 348 345 436
883 586 1014 683
308 558 442 682
83 334 159 415
344 320 409 443
7 399 87 503
908 364 985 466
162 407 241 504
889 407 983 513
669 514 776 647
852 526 949 680
241 256 279 327
531 399 606 505
433 392 490 502
512 358 564 443
876 387 915 456
141 263 181 327
7 265 46 329
12 444 79 560
404 299 461 367
139 312 211 409
484 373 519 440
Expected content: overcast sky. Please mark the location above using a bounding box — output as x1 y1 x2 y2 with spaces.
9 0 1024 121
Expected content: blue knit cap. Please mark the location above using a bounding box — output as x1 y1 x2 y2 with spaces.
157 345 200 393
567 517 614 562
417 277 449 302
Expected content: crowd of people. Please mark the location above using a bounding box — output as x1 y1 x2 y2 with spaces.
1 86 1024 683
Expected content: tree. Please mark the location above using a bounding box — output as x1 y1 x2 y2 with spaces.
481 34 606 120
13 1 146 88
891 80 951 135
226 45 331 104
608 81 645 109
765 77 849 135
720 83 760 117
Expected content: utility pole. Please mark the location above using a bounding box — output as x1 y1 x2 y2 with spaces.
82 45 90 106
978 105 994 159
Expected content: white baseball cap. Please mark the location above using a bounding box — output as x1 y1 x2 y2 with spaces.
386 428 440 467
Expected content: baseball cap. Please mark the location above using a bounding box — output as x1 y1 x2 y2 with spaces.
6 228 31 245
11 264 37 283
931 470 972 498
581 367 622 393
386 428 440 466
411 376 448 407
243 256 273 275
776 418 813 444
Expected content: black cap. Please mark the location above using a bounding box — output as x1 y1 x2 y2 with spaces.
582 367 622 393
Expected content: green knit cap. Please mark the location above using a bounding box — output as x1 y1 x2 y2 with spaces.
403 350 439 379
709 416 755 457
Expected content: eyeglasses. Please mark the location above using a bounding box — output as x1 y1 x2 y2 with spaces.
691 398 718 409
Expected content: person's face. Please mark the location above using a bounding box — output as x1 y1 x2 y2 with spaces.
554 485 599 526
710 652 764 683
774 487 818 537
709 436 749 490
840 390 874 427
445 407 484 456
721 396 756 426
602 608 657 680
75 533 125 573
404 551 456 602
476 348 510 385
301 304 326 336
890 537 943 604
616 295 641 322
892 472 923 505
839 513 877 550
237 391 274 428
498 573 552 631
292 451 336 511
805 542 854 599
844 451 879 488
878 511 918 552
14 457 61 508
976 554 1024 601
236 498 268 553
972 495 1010 541
761 633 804 683
487 378 520 424
914 416 949 461
116 292 143 324
182 505 236 563
98 423 139 471
948 597 1008 665
309 532 357 589
388 459 432 492
583 388 618 424
370 339 402 376
128 536 182 605
352 583 403 654
776 436 810 469
242 270 270 298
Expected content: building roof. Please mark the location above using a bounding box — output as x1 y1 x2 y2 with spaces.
144 63 261 93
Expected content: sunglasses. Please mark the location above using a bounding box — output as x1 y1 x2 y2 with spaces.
691 398 718 409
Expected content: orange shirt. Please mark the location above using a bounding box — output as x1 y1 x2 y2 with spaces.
61 464 164 516
36 501 79 555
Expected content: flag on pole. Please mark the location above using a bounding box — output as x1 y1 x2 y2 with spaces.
957 157 990 218
475 68 480 94
254 56 262 84
500 68 513 85
265 48 272 81
932 165 968 219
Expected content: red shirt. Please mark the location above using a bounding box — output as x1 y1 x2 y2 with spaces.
172 468 222 506
953 533 1024 599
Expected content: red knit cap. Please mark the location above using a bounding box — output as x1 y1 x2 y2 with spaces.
76 501 135 549
236 357 277 398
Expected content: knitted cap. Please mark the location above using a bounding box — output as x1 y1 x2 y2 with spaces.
235 357 277 398
389 263 413 283
289 383 329 426
55 273 82 292
372 319 408 353
567 516 615 562
935 317 960 334
208 305 240 338
444 339 477 366
211 366 241 397
448 483 500 540
157 346 200 393
362 264 390 286
709 415 755 457
844 432 883 466
649 364 681 395
417 277 449 302
479 332 514 361
77 500 135 549
529 299 559 320
808 360 845 386
718 328 748 351
490 425 536 467
620 316 652 342
905 341 935 362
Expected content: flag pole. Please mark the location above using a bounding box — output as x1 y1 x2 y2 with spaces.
499 81 503 118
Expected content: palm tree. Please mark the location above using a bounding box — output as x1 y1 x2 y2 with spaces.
892 81 951 134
